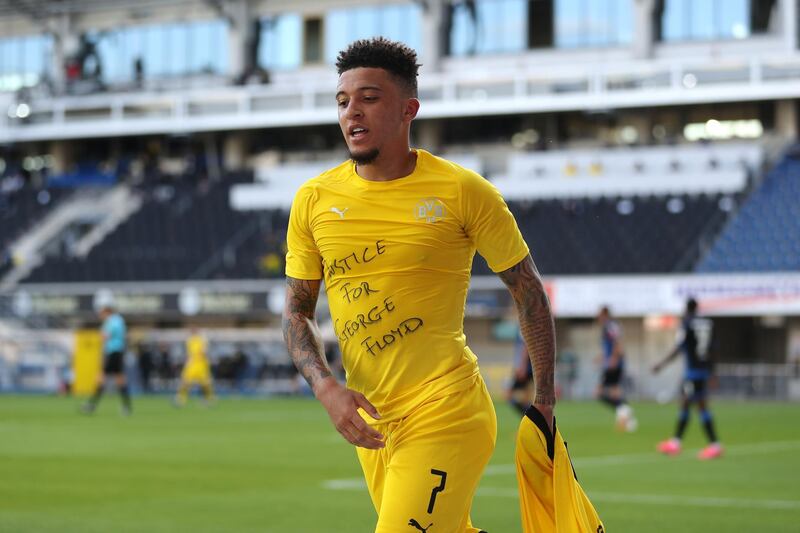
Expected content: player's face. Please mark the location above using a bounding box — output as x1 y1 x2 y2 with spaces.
336 67 417 165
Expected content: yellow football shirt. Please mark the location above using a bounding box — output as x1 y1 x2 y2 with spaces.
186 334 209 368
286 149 529 422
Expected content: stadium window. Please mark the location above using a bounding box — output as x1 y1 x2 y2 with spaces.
0 34 51 92
191 20 227 75
259 14 302 70
661 0 751 42
450 0 527 56
554 0 633 49
94 19 227 84
324 4 423 64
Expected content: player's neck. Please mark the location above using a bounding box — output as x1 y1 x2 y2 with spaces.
356 147 417 182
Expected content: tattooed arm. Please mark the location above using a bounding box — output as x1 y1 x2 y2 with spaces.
498 255 556 429
282 277 331 388
282 276 384 449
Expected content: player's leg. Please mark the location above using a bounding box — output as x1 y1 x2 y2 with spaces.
115 371 132 415
658 387 691 455
175 378 190 406
106 351 133 416
507 377 529 415
175 366 194 406
599 368 635 431
199 369 215 405
597 371 621 410
356 442 389 519
372 377 496 533
598 369 629 422
82 372 106 414
611 380 637 432
696 383 722 459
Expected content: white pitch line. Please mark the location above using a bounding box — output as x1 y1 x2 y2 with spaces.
321 481 800 511
487 439 800 474
322 478 367 490
323 440 800 495
476 487 800 511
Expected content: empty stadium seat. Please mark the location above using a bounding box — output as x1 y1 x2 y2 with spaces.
697 150 800 272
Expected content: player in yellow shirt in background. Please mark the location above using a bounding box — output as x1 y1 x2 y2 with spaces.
174 329 215 407
283 38 601 532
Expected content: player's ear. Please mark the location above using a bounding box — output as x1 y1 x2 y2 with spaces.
403 98 420 123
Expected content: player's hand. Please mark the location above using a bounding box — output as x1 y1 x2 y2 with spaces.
314 377 385 449
532 403 554 434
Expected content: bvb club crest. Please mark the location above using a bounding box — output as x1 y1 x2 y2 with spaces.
415 198 446 223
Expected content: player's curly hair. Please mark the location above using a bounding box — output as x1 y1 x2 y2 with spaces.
335 37 420 97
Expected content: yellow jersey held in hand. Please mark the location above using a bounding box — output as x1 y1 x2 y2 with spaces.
516 406 605 533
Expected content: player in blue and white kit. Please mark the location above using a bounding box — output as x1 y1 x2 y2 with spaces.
596 306 637 431
654 298 722 459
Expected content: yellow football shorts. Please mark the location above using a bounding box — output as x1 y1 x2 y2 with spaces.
357 374 496 533
516 406 604 533
181 363 212 385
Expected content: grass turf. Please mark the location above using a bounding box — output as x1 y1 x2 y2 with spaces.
1 395 798 532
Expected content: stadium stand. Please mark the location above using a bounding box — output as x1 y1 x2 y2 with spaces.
24 173 255 282
0 185 67 278
206 209 289 280
473 194 736 275
697 147 800 272
22 189 736 282
493 143 762 199
21 141 764 282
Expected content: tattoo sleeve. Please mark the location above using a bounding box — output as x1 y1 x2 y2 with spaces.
498 255 556 406
282 276 332 392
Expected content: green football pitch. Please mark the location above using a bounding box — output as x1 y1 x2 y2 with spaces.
1 395 798 533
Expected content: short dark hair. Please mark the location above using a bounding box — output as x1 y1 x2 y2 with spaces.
687 298 698 314
335 37 420 96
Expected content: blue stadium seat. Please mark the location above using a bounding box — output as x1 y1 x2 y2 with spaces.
697 149 800 273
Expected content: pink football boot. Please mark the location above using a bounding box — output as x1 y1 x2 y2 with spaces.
657 438 681 456
697 443 723 460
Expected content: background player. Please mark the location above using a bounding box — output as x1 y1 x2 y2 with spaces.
596 305 637 432
505 329 533 415
653 297 722 460
81 304 132 416
174 328 215 407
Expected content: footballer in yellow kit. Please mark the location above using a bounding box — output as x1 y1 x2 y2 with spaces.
283 37 601 533
175 330 215 406
287 149 527 532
